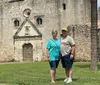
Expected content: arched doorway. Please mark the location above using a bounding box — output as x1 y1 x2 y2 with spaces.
23 43 33 62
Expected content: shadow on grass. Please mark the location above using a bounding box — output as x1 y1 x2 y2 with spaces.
74 62 100 70
74 63 90 68
97 63 100 70
56 78 78 82
56 78 64 81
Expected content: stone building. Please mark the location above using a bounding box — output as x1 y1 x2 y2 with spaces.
97 7 100 60
0 0 93 62
98 7 100 28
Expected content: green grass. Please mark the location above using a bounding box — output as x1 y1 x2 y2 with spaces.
0 62 100 85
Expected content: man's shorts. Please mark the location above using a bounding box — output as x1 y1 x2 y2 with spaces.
49 60 59 69
61 53 73 68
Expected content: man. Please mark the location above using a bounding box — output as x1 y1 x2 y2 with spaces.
60 28 75 83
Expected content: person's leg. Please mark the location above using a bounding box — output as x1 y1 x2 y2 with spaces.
50 68 56 82
63 68 68 82
67 68 72 78
61 57 68 82
49 60 59 83
66 68 72 83
65 68 69 78
63 54 73 83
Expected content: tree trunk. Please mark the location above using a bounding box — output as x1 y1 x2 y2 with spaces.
90 0 98 71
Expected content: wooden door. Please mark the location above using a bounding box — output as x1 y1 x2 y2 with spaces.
23 43 33 62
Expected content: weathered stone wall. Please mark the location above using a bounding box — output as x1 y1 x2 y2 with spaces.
97 29 100 60
0 0 92 62
98 7 100 28
60 0 91 28
14 38 43 62
98 7 100 21
0 0 60 62
0 43 14 62
68 25 91 61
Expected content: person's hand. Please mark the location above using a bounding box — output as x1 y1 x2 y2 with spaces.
45 53 50 61
59 54 62 60
70 54 74 60
47 57 50 61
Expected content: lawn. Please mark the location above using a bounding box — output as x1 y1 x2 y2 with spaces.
0 62 100 85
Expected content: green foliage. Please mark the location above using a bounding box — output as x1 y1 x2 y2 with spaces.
0 62 100 85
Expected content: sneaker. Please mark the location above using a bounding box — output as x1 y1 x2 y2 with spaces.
66 78 72 83
64 78 68 82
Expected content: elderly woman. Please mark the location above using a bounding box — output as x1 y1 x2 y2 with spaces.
46 29 61 83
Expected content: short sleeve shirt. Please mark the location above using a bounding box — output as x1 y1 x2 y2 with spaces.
46 39 61 61
61 35 75 56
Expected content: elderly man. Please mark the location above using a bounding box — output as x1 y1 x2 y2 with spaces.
60 28 75 83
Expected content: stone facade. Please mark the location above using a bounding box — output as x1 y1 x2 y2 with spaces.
0 0 92 62
98 7 100 60
68 25 91 61
98 7 100 28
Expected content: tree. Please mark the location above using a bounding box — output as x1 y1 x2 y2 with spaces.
90 0 98 71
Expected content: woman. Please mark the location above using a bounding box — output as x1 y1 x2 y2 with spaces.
46 29 61 83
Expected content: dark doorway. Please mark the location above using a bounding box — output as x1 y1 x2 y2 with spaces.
23 43 33 62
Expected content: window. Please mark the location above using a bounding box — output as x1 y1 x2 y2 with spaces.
23 9 31 18
36 17 42 25
14 19 19 26
34 15 44 26
62 3 66 10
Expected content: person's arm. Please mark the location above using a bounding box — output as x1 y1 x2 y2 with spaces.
71 45 75 55
46 48 49 58
46 48 50 61
70 45 75 59
69 36 75 59
46 40 51 61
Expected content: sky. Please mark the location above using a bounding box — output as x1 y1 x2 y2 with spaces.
98 0 100 7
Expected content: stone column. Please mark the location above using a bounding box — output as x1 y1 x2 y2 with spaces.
0 0 3 44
